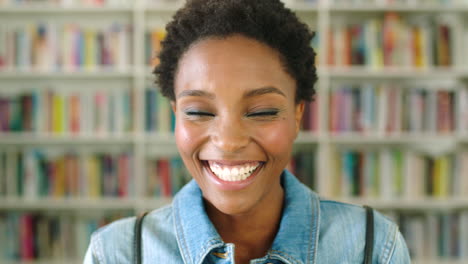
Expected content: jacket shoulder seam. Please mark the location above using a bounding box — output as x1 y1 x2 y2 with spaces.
381 224 399 264
319 198 364 209
91 231 106 264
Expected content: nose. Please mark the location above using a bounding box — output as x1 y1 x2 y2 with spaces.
211 115 249 153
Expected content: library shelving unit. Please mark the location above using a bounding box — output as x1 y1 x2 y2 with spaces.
1 0 468 263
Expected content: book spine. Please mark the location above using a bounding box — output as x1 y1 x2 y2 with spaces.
124 89 133 132
157 159 171 197
19 214 34 260
0 24 6 69
157 91 171 133
114 89 124 134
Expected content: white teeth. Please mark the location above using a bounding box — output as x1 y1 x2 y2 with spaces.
222 167 229 178
240 167 246 175
207 161 261 182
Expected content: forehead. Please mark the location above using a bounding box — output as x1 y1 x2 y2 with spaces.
174 34 296 98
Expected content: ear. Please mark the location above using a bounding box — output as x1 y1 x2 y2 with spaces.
294 101 305 136
171 101 176 113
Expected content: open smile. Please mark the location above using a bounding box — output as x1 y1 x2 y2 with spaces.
201 160 265 190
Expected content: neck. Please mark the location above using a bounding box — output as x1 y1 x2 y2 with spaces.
205 186 284 263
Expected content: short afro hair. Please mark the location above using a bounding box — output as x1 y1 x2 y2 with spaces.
153 0 317 103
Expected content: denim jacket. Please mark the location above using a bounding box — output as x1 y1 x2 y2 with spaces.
84 170 410 264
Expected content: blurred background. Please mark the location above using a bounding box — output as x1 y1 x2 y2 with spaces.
0 0 467 263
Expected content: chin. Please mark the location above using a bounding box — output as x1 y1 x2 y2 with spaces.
204 193 257 216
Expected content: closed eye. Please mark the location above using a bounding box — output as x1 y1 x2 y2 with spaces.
247 111 279 117
185 111 215 117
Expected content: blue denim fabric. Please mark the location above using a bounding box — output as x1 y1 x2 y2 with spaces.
84 170 410 264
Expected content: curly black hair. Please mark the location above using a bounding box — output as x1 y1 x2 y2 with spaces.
153 0 317 103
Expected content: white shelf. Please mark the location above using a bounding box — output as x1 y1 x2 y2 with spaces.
337 197 468 211
297 132 466 145
327 67 465 79
4 67 467 80
145 2 184 12
0 69 134 79
328 133 459 144
0 197 171 210
295 132 321 143
1 132 465 145
0 5 133 13
329 4 468 12
144 133 176 144
2 196 468 211
0 133 135 145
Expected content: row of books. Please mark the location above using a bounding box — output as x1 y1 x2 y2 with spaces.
0 149 134 198
301 100 318 132
329 83 468 133
146 158 191 198
145 29 166 68
0 19 465 73
0 150 316 200
0 22 133 72
3 83 467 135
1 145 467 200
0 88 134 134
288 150 316 189
0 0 129 6
0 211 131 261
327 147 468 199
1 210 467 262
327 13 457 68
145 88 174 133
389 211 468 259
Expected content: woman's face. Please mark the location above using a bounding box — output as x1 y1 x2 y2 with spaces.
173 34 304 215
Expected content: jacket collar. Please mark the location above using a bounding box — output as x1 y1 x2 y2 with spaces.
267 170 320 264
173 170 321 264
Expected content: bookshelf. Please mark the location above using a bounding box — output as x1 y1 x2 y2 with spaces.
1 0 468 262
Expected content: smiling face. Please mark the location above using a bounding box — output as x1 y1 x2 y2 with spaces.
173 34 304 216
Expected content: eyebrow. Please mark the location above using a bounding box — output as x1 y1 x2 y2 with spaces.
243 86 286 98
177 90 215 99
177 86 286 99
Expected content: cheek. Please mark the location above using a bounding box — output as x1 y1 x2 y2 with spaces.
175 120 202 157
254 120 296 158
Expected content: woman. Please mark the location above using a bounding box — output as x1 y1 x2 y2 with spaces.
84 0 410 263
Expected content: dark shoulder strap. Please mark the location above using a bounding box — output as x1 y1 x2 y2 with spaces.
134 212 149 264
363 205 374 264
